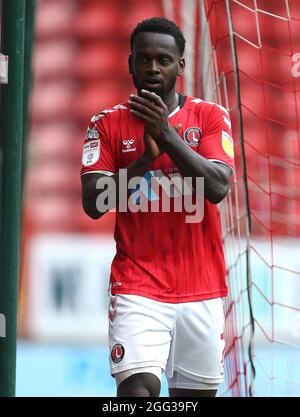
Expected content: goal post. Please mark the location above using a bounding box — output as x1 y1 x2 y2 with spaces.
0 0 35 397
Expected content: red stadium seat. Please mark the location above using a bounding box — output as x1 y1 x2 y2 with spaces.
75 43 120 79
231 1 261 47
120 0 164 36
25 162 74 195
35 0 76 39
27 195 76 232
235 39 263 82
72 1 121 40
258 12 290 54
31 80 75 122
29 123 76 161
72 79 132 122
74 199 116 234
33 40 77 80
289 0 300 20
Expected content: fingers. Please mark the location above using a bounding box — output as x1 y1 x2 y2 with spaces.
138 89 164 106
128 89 167 112
128 90 167 121
128 91 168 129
128 98 156 118
128 91 159 120
127 91 182 139
128 107 153 124
129 93 158 112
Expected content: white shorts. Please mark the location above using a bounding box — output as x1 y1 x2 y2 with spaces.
108 294 225 389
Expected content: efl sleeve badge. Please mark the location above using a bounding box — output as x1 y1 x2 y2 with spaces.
82 140 100 167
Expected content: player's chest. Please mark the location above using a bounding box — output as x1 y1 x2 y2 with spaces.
116 120 203 169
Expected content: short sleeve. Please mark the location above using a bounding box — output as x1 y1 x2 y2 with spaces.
81 115 117 176
197 104 235 170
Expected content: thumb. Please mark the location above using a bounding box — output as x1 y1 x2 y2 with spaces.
173 123 182 133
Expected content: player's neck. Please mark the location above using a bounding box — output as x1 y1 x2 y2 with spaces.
163 91 179 115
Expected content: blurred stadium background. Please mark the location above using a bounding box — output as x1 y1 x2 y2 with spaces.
1 0 300 397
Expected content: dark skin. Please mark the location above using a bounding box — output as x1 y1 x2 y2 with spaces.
81 31 231 396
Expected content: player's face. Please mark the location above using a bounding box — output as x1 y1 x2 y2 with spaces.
129 32 184 99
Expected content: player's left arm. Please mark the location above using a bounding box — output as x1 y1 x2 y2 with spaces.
128 90 233 204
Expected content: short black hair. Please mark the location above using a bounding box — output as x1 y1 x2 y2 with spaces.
130 17 186 56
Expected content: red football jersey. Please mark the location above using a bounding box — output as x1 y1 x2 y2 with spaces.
81 95 234 303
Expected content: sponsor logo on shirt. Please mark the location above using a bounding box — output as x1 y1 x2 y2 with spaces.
184 127 202 147
221 131 234 158
111 344 125 363
122 139 136 153
90 142 98 148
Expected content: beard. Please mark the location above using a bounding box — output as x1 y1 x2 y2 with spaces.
131 71 178 100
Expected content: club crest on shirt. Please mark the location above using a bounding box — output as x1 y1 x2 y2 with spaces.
184 127 202 147
111 344 125 363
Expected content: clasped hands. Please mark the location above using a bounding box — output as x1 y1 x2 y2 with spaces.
128 89 181 161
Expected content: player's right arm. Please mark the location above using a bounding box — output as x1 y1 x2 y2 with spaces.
81 156 153 219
